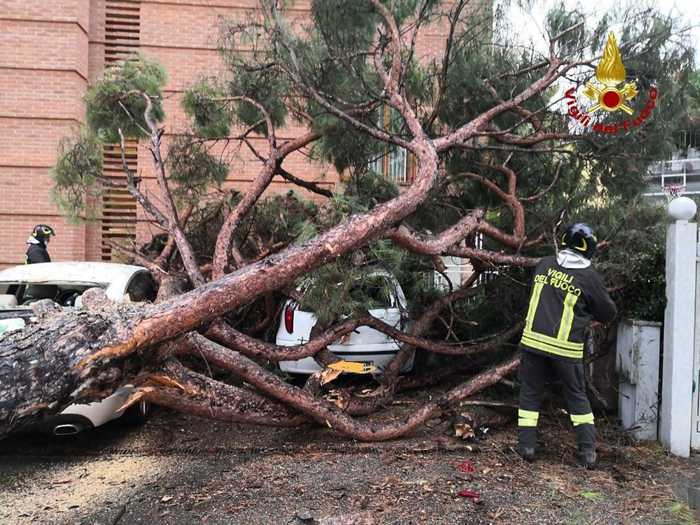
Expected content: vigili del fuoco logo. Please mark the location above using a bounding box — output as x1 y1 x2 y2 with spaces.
565 32 658 134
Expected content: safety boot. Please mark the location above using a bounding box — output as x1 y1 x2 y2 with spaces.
577 449 597 469
516 444 536 462
517 427 537 462
574 424 597 468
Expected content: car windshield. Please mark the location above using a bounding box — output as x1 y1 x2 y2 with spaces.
348 276 395 308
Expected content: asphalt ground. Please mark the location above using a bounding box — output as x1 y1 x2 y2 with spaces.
1 393 698 525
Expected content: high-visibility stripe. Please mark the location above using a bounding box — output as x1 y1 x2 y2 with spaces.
518 409 539 427
520 335 584 358
518 409 539 419
524 282 545 331
521 273 585 359
557 292 579 342
522 329 584 351
518 418 538 427
570 413 594 426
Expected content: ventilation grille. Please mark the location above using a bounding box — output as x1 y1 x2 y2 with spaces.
105 0 141 66
101 1 141 261
101 142 139 261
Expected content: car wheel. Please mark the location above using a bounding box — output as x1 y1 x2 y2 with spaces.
122 399 152 425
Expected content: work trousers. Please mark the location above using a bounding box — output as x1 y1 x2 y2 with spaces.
517 348 596 451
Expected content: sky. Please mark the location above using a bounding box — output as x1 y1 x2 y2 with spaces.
504 0 699 61
500 0 698 137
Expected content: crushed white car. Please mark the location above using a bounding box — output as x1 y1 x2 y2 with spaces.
0 262 157 435
276 270 414 374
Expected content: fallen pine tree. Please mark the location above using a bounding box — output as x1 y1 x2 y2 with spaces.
0 0 692 440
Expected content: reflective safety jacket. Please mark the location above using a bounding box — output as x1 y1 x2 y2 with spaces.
520 255 616 360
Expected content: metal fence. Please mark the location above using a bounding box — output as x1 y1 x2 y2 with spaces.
644 157 700 196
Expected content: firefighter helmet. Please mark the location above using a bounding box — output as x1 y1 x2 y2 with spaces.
31 224 56 243
561 223 597 259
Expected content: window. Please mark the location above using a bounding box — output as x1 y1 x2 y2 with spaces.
433 255 472 292
370 106 415 185
432 234 499 292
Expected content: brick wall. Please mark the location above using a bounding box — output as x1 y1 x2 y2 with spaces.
0 0 91 268
0 0 487 269
130 0 339 249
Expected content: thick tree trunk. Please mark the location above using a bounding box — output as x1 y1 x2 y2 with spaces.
0 298 520 440
0 304 141 436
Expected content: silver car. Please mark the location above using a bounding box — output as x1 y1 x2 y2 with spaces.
0 262 157 435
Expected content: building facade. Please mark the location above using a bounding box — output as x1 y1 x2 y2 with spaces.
0 0 481 269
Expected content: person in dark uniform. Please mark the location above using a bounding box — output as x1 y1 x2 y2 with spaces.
517 223 617 468
25 224 55 264
23 224 56 302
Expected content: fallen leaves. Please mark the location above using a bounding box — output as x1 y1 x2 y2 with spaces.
579 490 605 502
456 460 476 474
324 390 349 410
454 458 482 504
457 489 482 503
454 421 475 440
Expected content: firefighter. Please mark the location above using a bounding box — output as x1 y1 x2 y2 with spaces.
23 224 56 302
517 223 616 468
25 224 55 264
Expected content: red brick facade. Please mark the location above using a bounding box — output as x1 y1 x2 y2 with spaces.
0 0 484 268
1 0 91 267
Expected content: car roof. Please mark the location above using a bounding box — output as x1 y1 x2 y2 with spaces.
0 262 149 284
0 262 151 300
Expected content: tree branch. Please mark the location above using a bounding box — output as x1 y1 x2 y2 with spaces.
387 209 484 255
153 202 195 269
444 246 540 267
275 166 334 198
434 58 565 152
104 239 169 280
140 94 205 287
116 128 170 229
211 125 320 279
188 333 519 441
144 357 306 427
206 316 372 362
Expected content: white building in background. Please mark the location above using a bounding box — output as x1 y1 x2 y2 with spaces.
644 137 700 197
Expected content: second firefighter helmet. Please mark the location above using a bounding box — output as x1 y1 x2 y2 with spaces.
31 224 56 243
561 223 597 259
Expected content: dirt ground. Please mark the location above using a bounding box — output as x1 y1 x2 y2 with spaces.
1 386 698 525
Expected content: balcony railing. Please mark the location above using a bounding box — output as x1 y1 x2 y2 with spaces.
644 157 700 196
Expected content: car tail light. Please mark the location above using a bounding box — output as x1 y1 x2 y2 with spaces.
284 304 295 334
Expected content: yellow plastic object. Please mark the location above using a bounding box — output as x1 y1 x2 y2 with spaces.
326 360 377 374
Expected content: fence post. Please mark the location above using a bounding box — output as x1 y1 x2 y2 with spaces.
659 197 697 457
694 212 700 451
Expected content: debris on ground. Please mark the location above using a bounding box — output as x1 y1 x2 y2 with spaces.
1 388 698 525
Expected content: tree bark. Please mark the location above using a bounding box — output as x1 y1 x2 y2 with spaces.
186 333 519 441
0 305 140 435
